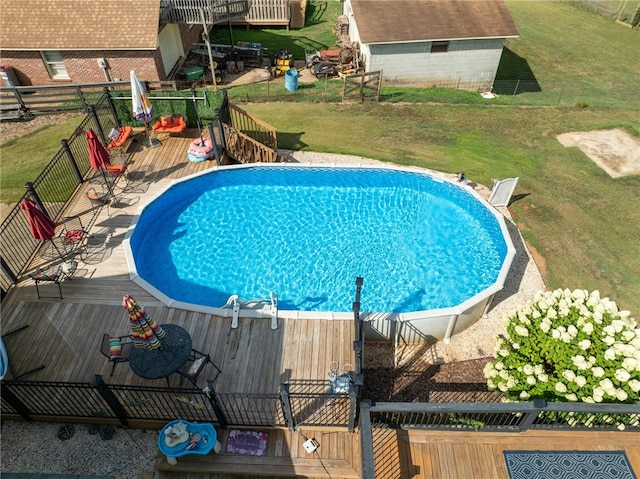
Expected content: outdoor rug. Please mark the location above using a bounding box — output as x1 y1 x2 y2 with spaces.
503 451 637 479
224 429 269 456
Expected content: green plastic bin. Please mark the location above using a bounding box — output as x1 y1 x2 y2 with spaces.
184 66 204 81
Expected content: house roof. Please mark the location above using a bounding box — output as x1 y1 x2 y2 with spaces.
349 0 519 44
0 0 161 50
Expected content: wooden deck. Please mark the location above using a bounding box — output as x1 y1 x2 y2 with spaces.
1 129 355 393
373 429 640 479
3 129 639 478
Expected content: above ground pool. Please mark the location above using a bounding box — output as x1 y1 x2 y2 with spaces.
124 164 515 340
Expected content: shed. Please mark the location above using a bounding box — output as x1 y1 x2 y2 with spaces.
343 0 519 89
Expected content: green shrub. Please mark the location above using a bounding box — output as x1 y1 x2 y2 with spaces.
484 289 639 405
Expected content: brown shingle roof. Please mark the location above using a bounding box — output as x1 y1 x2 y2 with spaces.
350 0 519 44
0 0 161 50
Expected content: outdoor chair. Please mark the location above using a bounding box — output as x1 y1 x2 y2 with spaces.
86 187 111 215
57 216 92 259
28 260 76 299
100 333 134 376
177 349 221 387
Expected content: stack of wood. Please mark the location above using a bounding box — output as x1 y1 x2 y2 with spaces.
335 15 349 36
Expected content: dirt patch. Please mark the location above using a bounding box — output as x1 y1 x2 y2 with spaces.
556 128 640 178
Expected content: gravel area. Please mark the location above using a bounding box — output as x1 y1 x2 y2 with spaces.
0 142 545 478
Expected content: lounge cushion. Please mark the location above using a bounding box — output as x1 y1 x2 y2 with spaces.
152 116 187 134
108 337 122 358
107 126 133 149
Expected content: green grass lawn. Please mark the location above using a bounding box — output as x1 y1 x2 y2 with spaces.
1 1 638 316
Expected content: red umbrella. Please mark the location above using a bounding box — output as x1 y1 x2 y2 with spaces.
86 129 113 195
20 199 64 259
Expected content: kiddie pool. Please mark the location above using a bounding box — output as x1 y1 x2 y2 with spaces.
123 163 515 342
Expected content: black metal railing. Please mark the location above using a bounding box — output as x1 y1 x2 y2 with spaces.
1 375 359 430
0 97 116 291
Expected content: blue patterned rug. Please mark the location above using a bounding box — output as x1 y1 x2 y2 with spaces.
504 451 637 479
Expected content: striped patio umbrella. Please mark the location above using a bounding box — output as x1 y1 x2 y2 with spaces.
124 295 165 349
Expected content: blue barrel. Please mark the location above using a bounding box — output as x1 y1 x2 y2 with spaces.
285 69 298 92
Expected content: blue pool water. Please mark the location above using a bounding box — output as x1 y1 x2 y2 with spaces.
129 166 509 313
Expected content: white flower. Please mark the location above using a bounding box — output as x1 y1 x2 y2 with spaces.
552 329 561 339
519 391 530 400
540 321 551 333
614 369 631 383
600 378 614 389
582 396 595 403
523 364 534 375
512 342 520 349
582 322 594 334
565 393 578 402
622 357 637 371
592 367 605 378
526 376 536 385
604 348 616 361
575 375 587 387
498 348 509 357
628 379 640 392
567 325 578 336
555 382 567 393
532 309 541 319
618 424 626 431
603 335 616 346
514 325 528 337
616 389 629 401
622 330 636 341
561 332 572 343
563 370 576 381
578 339 591 350
538 373 549 382
603 325 616 336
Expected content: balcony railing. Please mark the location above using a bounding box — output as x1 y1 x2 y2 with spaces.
159 0 251 25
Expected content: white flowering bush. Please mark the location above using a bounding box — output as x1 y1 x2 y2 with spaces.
484 289 639 427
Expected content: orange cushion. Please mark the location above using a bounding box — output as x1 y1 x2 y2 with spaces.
160 116 172 128
108 126 132 148
106 164 126 175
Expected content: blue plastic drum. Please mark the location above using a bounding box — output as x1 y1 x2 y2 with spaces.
285 69 298 92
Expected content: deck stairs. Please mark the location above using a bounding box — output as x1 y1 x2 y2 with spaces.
154 427 360 478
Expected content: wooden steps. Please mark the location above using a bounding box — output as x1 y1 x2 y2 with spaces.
155 427 360 478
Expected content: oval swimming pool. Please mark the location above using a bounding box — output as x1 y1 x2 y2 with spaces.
124 164 515 340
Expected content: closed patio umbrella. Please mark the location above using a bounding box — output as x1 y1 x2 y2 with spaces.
86 129 113 196
124 295 165 349
20 199 64 260
130 70 159 149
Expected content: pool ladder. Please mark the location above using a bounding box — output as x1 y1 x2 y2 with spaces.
221 292 278 330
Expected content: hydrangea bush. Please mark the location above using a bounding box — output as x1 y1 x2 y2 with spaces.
484 289 640 408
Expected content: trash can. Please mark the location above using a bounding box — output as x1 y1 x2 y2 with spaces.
0 66 19 87
183 66 204 81
285 69 298 92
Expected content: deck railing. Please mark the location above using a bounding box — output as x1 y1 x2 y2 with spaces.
0 375 359 429
359 400 640 479
0 97 116 292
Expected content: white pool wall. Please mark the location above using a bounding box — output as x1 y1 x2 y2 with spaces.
123 162 515 343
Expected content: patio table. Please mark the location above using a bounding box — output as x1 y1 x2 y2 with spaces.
129 324 192 382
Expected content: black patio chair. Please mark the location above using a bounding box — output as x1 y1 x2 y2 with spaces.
100 333 133 376
177 349 221 387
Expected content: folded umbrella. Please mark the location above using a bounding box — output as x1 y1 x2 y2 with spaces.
20 199 64 260
86 129 113 196
124 295 165 349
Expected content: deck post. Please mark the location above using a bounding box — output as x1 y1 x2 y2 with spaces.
91 374 129 426
518 399 546 431
207 123 221 166
89 105 107 145
59 140 84 184
24 182 51 218
359 400 375 479
0 383 32 420
348 383 360 432
280 383 294 430
103 88 120 128
1 256 18 284
203 380 228 429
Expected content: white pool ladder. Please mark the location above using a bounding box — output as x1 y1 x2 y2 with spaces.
221 294 241 328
